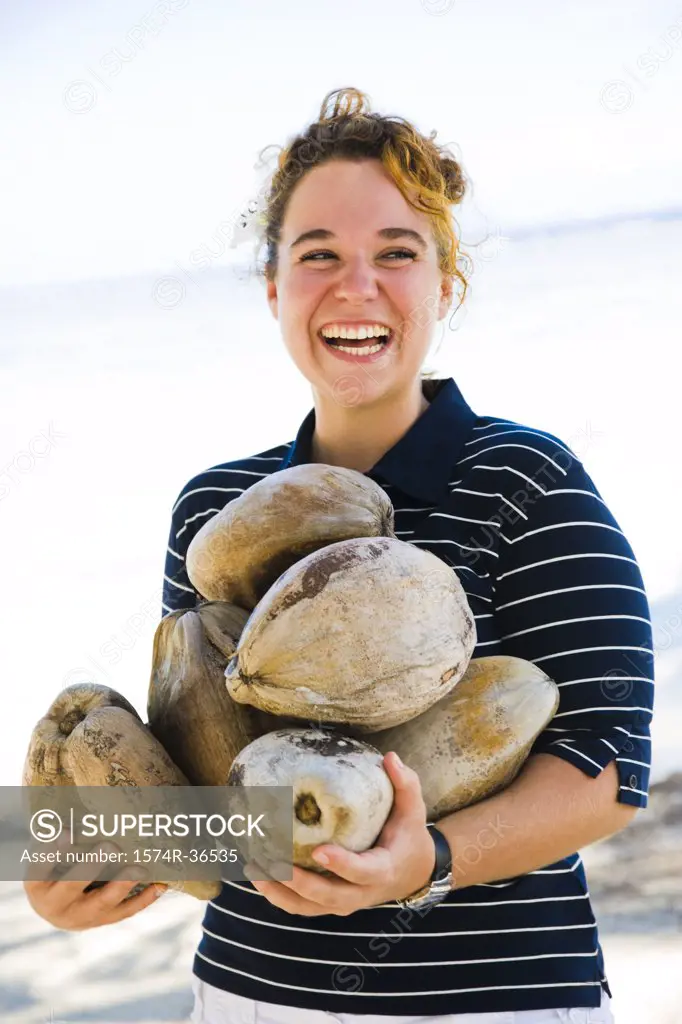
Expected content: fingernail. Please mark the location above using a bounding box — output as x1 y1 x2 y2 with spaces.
393 753 404 768
153 884 168 897
313 851 329 866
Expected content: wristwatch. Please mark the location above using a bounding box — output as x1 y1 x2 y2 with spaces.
396 823 453 910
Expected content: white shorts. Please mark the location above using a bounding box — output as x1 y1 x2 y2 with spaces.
189 976 615 1023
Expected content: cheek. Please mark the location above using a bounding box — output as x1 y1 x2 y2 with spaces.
393 276 439 330
284 269 325 308
405 296 442 345
281 285 325 341
278 302 320 369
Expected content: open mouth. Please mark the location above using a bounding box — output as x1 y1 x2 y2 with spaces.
317 329 394 356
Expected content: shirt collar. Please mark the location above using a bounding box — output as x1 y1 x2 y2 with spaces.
278 377 477 504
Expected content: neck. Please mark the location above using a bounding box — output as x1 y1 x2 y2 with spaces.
309 378 431 473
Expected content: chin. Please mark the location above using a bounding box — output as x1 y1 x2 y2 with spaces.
289 339 424 407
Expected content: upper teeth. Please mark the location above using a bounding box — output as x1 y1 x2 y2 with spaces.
320 325 391 340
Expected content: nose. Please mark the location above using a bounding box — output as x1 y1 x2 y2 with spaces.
333 255 380 303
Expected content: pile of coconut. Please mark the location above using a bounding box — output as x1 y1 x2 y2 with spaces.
23 465 559 900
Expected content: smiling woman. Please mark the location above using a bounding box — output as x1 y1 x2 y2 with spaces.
168 87 637 1023
23 85 651 1024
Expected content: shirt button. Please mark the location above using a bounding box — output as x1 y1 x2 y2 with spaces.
629 774 638 788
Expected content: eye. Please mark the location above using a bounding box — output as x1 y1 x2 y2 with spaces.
299 249 417 263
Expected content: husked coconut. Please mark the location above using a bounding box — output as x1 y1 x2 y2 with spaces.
147 601 272 786
225 536 476 731
368 656 560 819
22 682 141 787
65 705 219 900
22 683 219 900
186 463 395 610
227 728 394 870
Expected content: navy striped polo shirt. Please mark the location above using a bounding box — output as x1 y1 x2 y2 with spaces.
161 376 654 1017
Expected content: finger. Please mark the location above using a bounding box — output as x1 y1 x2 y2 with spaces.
87 878 167 925
311 844 392 886
383 752 426 816
37 841 123 904
244 856 289 883
275 863 362 907
379 753 427 836
84 866 153 909
25 850 59 883
22 827 75 884
250 878 336 917
248 856 338 894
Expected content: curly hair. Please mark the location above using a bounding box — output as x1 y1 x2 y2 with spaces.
251 87 471 379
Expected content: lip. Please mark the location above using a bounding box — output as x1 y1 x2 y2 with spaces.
318 327 395 364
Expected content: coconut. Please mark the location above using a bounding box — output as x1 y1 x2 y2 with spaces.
225 536 476 731
368 655 560 819
147 601 273 786
22 682 141 787
227 728 394 870
186 463 395 610
22 683 219 900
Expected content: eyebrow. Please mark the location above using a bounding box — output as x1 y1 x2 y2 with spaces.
288 227 428 252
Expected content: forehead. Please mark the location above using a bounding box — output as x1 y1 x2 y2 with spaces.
282 158 430 238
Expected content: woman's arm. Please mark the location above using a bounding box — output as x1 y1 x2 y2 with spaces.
242 750 641 915
430 447 655 891
434 754 637 890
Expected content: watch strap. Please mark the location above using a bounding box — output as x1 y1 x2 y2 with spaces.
427 823 452 883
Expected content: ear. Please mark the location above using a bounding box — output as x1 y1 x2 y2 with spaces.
437 274 455 320
266 278 278 321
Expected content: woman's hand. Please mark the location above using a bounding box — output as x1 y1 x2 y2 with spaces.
23 834 168 931
247 751 436 917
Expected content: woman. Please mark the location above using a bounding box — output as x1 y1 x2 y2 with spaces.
25 88 653 1023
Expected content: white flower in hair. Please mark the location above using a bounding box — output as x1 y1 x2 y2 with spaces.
228 158 275 249
229 194 267 249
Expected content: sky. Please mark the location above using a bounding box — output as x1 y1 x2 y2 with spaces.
1 0 681 286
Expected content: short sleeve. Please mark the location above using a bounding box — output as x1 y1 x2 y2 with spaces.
160 487 201 621
493 459 654 808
